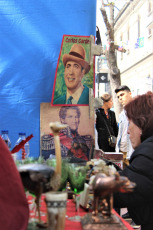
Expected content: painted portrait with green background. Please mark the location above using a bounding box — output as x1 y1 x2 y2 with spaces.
51 35 94 105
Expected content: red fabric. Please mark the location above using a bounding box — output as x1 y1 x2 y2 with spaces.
69 148 88 161
0 137 29 230
112 209 134 230
28 196 133 230
65 199 88 229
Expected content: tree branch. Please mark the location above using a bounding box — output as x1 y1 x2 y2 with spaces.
114 45 126 53
100 0 114 44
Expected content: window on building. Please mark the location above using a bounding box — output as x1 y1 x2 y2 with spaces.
127 27 130 54
138 15 140 38
148 1 151 15
120 34 123 60
147 1 152 37
146 75 153 92
137 89 140 95
148 28 152 37
97 58 101 72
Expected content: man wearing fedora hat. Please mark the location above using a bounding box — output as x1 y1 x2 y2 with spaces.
53 44 91 104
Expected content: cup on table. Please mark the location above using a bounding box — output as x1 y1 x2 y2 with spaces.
45 191 67 230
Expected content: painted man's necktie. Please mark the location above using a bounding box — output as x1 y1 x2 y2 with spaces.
66 96 73 104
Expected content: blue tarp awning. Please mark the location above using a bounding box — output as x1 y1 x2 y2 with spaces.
0 0 96 157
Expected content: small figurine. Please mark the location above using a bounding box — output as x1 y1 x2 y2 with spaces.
92 172 135 218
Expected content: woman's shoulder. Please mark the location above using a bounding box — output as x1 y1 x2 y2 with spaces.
131 136 153 159
129 138 153 179
109 109 115 114
108 109 116 118
96 108 104 114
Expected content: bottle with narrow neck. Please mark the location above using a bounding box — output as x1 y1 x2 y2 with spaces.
1 130 11 151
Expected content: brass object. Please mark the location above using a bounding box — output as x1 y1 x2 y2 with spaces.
49 121 68 177
81 213 128 230
81 172 136 229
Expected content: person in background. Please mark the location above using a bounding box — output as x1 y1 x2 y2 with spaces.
0 136 29 230
96 93 118 152
115 85 134 223
115 85 133 167
114 91 153 230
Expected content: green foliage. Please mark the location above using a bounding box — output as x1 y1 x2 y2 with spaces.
17 157 69 191
15 156 45 166
67 163 88 194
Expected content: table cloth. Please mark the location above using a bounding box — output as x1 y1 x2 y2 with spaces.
28 195 134 230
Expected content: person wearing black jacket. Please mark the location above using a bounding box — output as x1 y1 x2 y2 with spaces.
114 91 153 230
96 93 118 152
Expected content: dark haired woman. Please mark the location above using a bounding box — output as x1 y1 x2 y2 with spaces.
96 93 118 152
114 91 153 230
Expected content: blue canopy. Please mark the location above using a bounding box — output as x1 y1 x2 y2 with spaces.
0 0 96 157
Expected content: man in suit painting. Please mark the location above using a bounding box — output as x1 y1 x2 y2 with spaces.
53 44 91 105
41 106 93 160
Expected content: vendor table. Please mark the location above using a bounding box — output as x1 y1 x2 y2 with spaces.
27 195 133 230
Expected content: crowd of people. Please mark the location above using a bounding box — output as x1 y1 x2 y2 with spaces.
96 85 133 164
114 91 153 230
96 87 153 230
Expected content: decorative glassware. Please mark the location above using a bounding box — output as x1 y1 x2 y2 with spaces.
67 162 87 221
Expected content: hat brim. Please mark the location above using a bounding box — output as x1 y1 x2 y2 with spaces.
63 54 91 74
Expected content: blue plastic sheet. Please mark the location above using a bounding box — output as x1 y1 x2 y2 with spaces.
0 0 96 158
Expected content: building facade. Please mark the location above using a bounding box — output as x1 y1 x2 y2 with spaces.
114 0 153 96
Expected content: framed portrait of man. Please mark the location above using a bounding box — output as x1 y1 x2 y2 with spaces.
51 35 95 106
40 103 95 160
